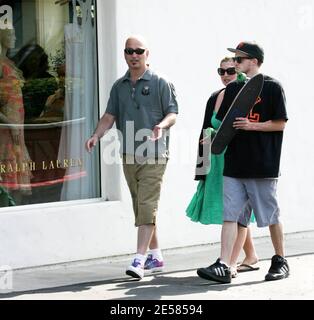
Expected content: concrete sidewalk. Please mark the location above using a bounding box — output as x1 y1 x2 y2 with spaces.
1 231 314 300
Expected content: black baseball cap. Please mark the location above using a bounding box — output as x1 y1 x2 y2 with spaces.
227 41 264 63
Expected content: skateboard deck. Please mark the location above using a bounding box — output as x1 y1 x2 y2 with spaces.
211 73 264 154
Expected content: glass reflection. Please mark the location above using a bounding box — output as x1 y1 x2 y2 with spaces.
0 0 99 207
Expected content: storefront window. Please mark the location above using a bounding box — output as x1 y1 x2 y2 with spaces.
0 0 100 207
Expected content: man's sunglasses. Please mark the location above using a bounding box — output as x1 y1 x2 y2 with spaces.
233 56 254 64
217 67 236 76
124 48 146 55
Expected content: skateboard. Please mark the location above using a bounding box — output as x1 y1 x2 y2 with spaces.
211 73 264 154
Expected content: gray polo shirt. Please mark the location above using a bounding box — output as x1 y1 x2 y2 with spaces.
105 69 178 159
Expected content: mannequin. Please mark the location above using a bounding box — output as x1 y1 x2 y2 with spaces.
0 28 32 205
0 28 16 76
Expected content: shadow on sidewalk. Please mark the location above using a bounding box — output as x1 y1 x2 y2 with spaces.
1 270 266 300
107 273 266 300
1 250 313 299
0 270 264 300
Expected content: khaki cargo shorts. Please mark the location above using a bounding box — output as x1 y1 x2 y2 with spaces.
122 155 167 226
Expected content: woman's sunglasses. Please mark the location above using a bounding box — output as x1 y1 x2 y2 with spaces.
217 67 236 76
124 48 146 55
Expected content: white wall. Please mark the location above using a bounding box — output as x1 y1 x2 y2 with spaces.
1 0 313 269
114 0 314 245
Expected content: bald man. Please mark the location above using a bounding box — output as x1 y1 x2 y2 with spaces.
85 35 178 279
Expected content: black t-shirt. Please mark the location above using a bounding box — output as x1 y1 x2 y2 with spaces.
216 74 288 178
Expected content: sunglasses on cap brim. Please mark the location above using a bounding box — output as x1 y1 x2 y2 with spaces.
233 56 254 63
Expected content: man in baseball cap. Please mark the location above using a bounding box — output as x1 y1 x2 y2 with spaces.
197 40 290 285
228 41 264 63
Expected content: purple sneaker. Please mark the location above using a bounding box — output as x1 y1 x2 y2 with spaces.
144 254 164 273
126 258 144 279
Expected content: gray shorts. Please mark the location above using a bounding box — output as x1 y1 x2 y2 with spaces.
223 176 280 227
